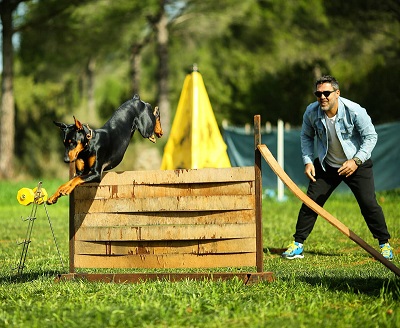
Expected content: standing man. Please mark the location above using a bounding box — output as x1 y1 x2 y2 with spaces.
282 75 393 260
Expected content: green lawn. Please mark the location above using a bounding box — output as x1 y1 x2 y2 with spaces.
0 179 399 327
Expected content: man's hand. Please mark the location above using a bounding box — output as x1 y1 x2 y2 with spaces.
338 159 358 177
304 163 316 182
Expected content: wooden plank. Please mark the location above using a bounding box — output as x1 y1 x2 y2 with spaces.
75 210 256 228
75 223 256 241
96 167 255 185
56 272 275 284
74 195 255 214
75 238 256 255
68 166 262 273
74 253 256 269
74 181 254 200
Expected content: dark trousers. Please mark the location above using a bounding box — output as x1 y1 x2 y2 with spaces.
293 158 391 245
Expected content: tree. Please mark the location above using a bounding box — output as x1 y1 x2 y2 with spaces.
4 0 399 179
0 0 95 179
0 0 28 179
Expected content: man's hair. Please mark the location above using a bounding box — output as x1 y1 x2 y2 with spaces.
315 75 339 90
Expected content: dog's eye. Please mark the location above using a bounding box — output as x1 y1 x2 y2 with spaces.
67 139 76 147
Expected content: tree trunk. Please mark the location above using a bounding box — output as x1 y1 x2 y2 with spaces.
0 0 16 179
155 0 170 136
86 57 98 125
130 44 142 95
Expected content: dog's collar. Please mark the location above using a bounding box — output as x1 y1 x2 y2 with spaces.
83 124 93 147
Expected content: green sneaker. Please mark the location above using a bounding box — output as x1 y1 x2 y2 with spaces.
380 243 394 261
282 241 304 259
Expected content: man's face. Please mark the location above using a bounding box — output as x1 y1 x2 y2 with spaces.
315 82 340 112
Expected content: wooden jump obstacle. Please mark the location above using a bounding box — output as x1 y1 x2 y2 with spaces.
57 116 273 284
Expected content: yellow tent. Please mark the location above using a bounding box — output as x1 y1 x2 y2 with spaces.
161 69 231 170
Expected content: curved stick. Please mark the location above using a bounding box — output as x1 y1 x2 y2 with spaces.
258 144 400 277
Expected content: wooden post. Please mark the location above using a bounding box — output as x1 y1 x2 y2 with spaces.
69 163 75 273
254 115 263 272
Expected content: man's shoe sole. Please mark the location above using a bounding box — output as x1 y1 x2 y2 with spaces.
281 254 304 260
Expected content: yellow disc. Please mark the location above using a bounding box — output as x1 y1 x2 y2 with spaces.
17 188 35 206
33 187 48 204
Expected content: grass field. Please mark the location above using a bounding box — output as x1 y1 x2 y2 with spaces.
0 179 399 327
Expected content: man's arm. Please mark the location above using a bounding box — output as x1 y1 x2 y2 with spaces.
300 112 316 166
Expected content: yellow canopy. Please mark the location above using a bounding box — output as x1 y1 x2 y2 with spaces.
161 70 231 169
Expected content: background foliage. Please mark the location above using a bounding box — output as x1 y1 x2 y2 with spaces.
1 0 400 178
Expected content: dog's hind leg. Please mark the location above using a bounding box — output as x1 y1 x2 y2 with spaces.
153 107 163 138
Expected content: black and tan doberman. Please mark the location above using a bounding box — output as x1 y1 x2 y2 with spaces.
47 94 163 204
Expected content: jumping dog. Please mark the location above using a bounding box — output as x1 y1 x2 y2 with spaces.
47 94 163 204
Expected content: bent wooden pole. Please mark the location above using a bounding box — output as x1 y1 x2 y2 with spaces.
258 144 400 277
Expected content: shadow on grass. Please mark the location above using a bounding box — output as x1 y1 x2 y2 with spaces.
264 247 400 298
297 275 400 299
0 270 66 283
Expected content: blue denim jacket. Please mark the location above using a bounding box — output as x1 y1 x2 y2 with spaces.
301 97 377 170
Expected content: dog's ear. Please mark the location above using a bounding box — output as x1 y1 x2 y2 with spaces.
73 116 84 130
132 94 146 111
53 121 69 130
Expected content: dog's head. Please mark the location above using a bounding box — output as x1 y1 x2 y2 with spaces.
54 117 91 163
131 94 163 142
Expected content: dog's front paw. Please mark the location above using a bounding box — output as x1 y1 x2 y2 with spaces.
148 134 156 143
46 195 59 205
46 185 70 205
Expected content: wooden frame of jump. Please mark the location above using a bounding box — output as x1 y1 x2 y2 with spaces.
56 116 273 284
